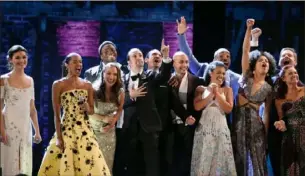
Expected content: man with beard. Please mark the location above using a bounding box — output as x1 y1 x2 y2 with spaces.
145 49 196 176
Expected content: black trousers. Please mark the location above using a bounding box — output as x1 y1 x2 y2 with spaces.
113 128 128 176
171 124 195 176
159 128 174 176
127 121 160 176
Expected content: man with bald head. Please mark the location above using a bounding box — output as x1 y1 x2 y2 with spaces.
170 51 204 176
145 49 196 176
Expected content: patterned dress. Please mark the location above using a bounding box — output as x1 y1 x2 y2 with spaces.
191 88 236 176
232 78 272 176
89 99 120 174
281 96 305 176
38 89 111 176
0 76 34 176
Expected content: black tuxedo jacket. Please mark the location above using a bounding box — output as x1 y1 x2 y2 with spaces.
154 81 191 131
123 62 172 133
172 73 205 127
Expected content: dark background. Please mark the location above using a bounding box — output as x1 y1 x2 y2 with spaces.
0 2 304 175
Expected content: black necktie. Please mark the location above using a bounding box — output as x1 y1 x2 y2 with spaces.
131 73 141 81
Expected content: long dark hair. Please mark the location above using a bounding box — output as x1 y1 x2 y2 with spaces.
274 65 296 99
61 52 81 77
95 63 123 105
6 45 28 70
203 61 226 87
243 50 276 86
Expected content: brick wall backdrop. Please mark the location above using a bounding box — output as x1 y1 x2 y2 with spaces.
163 22 193 57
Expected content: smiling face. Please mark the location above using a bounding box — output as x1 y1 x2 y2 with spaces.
281 66 299 85
210 66 226 86
254 55 269 75
173 52 189 76
128 48 144 71
9 51 28 70
103 66 118 87
65 54 83 76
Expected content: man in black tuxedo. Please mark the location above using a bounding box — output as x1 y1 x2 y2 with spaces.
122 48 173 176
145 49 196 176
170 51 204 176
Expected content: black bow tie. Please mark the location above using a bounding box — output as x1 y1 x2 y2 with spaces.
131 73 141 81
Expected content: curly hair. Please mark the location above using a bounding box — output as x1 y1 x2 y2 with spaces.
203 60 226 87
243 50 277 86
95 63 123 105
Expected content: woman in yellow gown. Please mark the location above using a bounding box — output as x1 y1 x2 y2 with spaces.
38 53 111 176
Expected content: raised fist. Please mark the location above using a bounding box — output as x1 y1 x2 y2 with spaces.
251 28 262 39
246 19 255 28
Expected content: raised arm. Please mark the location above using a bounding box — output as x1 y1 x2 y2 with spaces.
177 16 201 74
242 19 255 75
154 39 173 85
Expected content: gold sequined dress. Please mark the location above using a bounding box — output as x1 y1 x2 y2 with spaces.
89 99 119 174
38 89 111 176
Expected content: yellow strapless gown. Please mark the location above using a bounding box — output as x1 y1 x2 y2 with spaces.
38 89 111 176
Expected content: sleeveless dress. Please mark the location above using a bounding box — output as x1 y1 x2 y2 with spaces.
0 76 34 176
38 89 111 176
232 78 272 176
191 88 237 176
89 99 120 173
281 96 305 176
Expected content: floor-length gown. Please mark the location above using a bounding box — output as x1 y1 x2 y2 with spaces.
232 78 272 176
0 77 34 176
281 96 305 176
191 88 236 176
89 100 118 174
38 89 111 176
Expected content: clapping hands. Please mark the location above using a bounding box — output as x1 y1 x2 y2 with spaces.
274 120 287 132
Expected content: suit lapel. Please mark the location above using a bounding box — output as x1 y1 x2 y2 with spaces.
187 73 194 98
